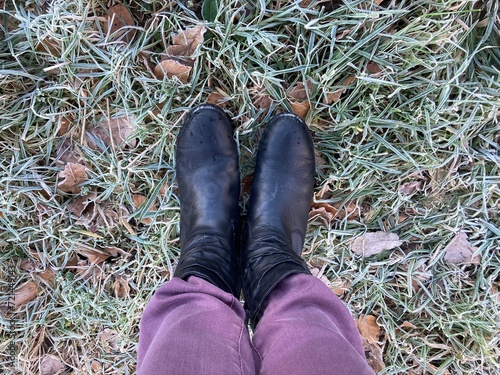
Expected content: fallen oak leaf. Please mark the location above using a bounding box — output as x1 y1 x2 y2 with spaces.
75 244 113 264
250 86 273 111
166 26 206 57
58 163 87 194
86 116 137 149
103 4 135 43
443 232 481 265
351 231 402 257
14 281 38 308
36 37 61 57
309 201 361 223
325 75 355 104
99 328 120 353
357 314 381 344
154 59 192 83
357 314 386 372
112 275 130 298
287 80 313 118
399 181 424 195
40 354 66 375
132 194 158 225
366 61 382 76
67 192 98 217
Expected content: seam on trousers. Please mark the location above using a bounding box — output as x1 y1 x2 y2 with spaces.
237 319 244 375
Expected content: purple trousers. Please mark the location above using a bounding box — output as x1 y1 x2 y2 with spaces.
138 274 375 375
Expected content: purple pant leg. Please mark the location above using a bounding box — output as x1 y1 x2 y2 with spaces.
138 276 256 375
253 274 375 375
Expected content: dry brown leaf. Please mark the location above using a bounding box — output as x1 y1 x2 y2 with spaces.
75 244 113 264
14 281 38 308
443 232 481 265
40 354 65 375
166 26 206 57
365 340 385 373
57 116 71 136
399 181 424 195
325 75 355 104
87 116 137 149
357 314 381 344
357 314 385 372
287 80 313 118
56 139 81 165
241 174 254 196
36 37 61 56
207 91 228 108
154 59 192 83
58 163 87 194
90 360 102 372
104 4 135 43
309 201 361 223
329 279 351 296
366 61 382 76
112 275 130 298
132 194 157 225
250 86 273 110
351 231 402 257
99 328 120 353
67 192 98 217
20 259 56 284
289 101 310 118
400 321 417 329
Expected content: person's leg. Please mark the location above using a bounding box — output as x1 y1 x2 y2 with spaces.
252 273 375 375
241 113 374 374
138 105 256 374
138 276 256 375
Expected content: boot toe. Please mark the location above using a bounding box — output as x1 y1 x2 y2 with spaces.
177 104 235 151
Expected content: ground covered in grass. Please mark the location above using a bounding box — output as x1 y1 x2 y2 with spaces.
1 0 499 373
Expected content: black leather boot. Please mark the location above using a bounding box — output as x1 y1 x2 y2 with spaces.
242 113 315 327
174 104 241 297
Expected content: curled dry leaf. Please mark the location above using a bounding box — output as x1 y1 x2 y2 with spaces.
351 231 402 257
57 116 72 136
443 232 481 265
14 281 38 308
357 314 385 372
250 86 273 111
103 4 135 43
56 139 81 165
58 163 87 194
75 244 113 264
287 80 313 118
40 354 65 375
36 37 61 56
90 360 102 372
112 275 130 298
154 59 192 83
366 61 382 76
167 26 207 57
207 90 229 108
399 181 424 195
87 116 137 149
329 278 351 296
20 259 56 284
325 75 355 104
132 194 158 225
99 328 120 353
67 192 98 217
357 314 381 344
309 201 361 224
